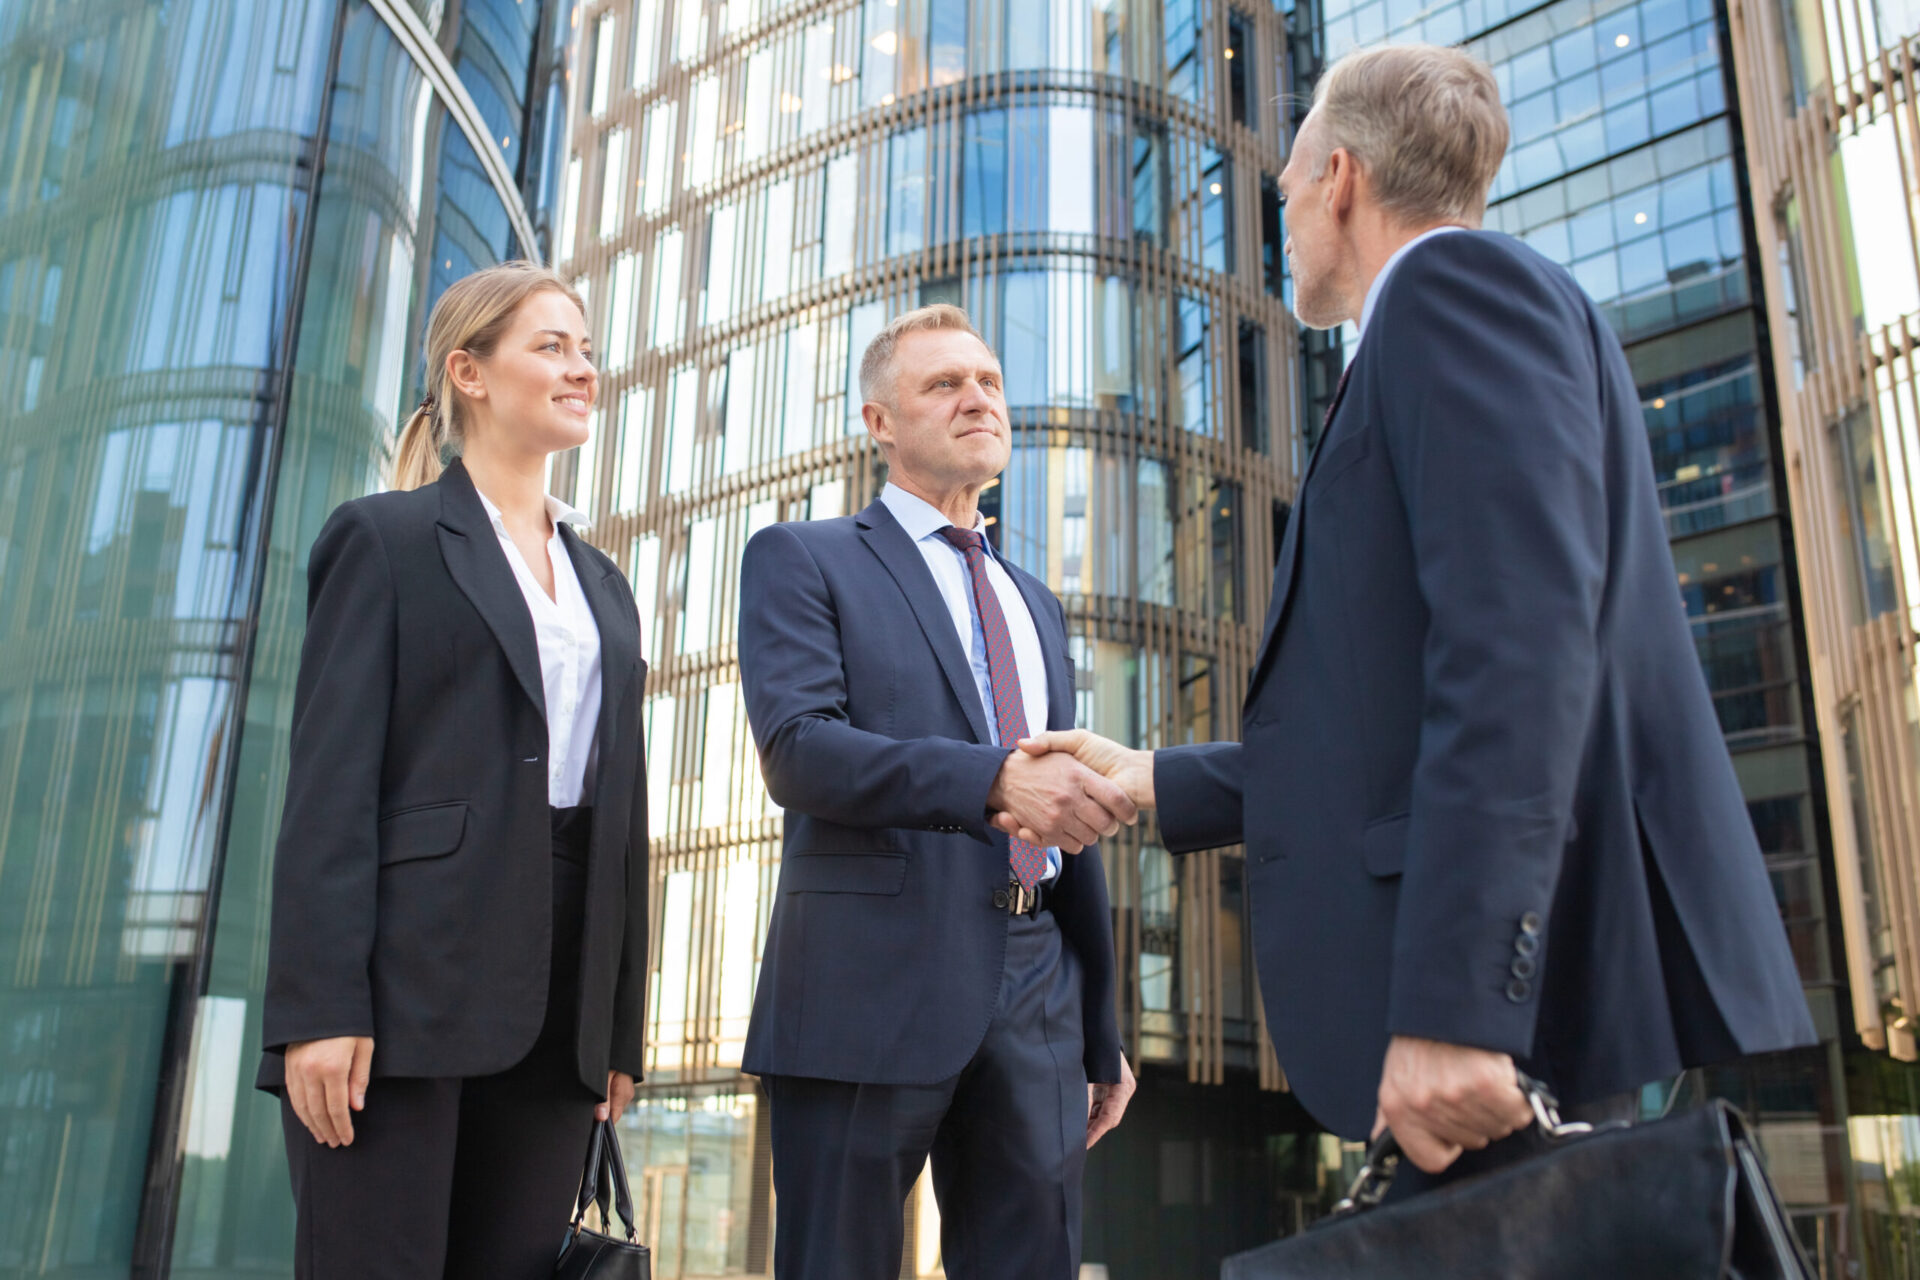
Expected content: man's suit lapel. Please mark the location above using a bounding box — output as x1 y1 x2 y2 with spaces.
1246 358 1360 706
560 523 643 796
855 500 996 745
435 458 548 721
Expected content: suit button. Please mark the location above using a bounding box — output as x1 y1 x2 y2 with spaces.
1505 978 1532 1003
1515 933 1540 957
992 889 1009 910
1510 956 1536 980
1519 911 1543 935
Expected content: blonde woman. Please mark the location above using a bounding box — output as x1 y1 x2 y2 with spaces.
256 262 649 1278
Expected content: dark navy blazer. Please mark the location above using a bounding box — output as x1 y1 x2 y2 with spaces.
1156 231 1814 1139
737 499 1125 1086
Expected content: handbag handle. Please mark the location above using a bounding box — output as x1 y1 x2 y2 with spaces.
569 1117 641 1244
1329 1071 1594 1216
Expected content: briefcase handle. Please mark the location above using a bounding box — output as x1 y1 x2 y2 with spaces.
570 1117 641 1245
1330 1071 1596 1216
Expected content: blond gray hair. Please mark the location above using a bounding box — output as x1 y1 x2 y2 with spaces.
391 261 586 490
1308 44 1509 226
857 303 986 407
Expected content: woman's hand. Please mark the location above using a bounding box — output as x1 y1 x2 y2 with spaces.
286 1036 375 1147
599 1070 636 1122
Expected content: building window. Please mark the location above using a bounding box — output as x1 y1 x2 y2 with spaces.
1176 292 1213 437
1227 12 1253 125
1238 320 1268 454
1133 121 1168 245
1165 0 1203 103
1832 410 1899 622
1200 145 1232 272
886 127 927 256
589 11 616 117
1260 174 1285 296
599 127 627 237
1212 480 1244 622
930 0 966 85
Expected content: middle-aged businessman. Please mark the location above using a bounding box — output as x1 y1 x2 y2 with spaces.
737 305 1138 1277
1014 42 1814 1197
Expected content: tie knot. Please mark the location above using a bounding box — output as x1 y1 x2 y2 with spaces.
939 526 985 554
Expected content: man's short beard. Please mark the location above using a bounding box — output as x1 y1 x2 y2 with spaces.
1292 269 1349 331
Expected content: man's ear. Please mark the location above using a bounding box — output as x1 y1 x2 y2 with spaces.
863 400 892 448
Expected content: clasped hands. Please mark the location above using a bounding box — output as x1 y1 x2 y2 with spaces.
985 730 1155 851
993 731 1532 1174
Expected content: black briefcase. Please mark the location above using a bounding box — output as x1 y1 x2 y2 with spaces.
1224 1081 1815 1279
553 1118 652 1279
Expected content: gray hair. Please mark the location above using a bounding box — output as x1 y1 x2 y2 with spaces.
1308 43 1510 226
857 304 986 407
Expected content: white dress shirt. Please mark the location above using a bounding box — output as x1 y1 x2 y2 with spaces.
476 488 604 808
880 483 1060 880
1357 225 1465 344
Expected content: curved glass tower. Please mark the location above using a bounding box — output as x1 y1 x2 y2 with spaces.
0 1 570 1273
562 0 1318 1270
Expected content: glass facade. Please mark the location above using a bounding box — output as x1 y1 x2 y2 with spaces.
0 1 568 1275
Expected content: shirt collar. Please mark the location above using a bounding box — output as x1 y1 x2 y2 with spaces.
880 482 989 546
474 485 590 536
1357 225 1466 344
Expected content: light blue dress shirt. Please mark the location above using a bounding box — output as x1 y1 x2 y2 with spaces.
880 483 1062 880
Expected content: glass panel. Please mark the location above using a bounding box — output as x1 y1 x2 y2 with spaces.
590 12 616 116
600 127 628 237
801 21 835 135
686 75 721 190
823 151 860 278
607 251 638 371
1049 105 1096 235
633 0 662 88
704 203 738 327
763 178 796 301
783 321 819 455
651 225 686 349
640 101 677 216
617 385 655 513
887 127 927 256
962 109 1009 238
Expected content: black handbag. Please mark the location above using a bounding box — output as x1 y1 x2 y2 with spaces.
553 1118 652 1279
1225 1076 1816 1279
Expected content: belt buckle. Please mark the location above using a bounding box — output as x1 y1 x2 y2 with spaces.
1013 881 1037 916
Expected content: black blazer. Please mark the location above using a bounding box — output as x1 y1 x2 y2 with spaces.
1157 231 1814 1138
257 458 649 1094
736 501 1125 1086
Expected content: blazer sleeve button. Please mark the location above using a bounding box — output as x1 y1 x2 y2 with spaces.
1505 978 1532 1003
1519 911 1543 935
1510 956 1536 980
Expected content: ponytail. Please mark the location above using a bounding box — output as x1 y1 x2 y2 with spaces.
391 396 445 491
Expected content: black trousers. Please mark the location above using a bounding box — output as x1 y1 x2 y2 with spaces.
280 806 602 1279
765 908 1089 1280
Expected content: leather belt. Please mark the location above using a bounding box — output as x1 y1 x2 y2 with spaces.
991 879 1047 917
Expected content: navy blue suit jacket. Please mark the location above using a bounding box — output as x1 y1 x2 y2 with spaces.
1157 231 1814 1138
737 499 1125 1086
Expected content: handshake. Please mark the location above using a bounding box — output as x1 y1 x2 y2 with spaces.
984 730 1156 853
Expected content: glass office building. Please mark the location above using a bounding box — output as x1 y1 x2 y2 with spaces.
0 0 572 1274
1723 0 1920 1270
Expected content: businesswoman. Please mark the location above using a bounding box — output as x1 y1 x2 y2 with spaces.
256 261 650 1278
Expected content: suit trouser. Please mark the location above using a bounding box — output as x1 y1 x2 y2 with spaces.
279 807 602 1279
764 908 1090 1280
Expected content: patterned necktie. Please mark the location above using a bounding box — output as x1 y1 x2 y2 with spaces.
938 526 1050 891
